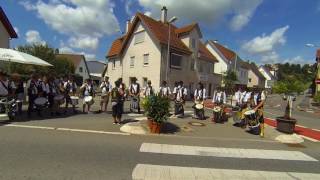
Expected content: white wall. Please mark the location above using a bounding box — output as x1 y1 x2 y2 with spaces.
206 43 228 75
106 21 162 90
75 58 90 81
0 22 10 48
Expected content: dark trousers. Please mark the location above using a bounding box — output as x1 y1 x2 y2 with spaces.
112 101 123 118
174 102 184 116
28 95 40 116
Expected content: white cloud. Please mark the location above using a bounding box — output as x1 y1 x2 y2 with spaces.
283 56 313 65
242 25 289 55
137 0 262 31
144 11 152 17
68 36 99 50
261 51 280 64
25 30 46 45
59 41 96 60
124 0 134 15
21 0 119 51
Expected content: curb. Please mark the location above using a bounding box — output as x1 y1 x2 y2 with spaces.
264 118 320 142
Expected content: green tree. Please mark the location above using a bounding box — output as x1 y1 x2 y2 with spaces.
222 70 238 92
12 44 75 76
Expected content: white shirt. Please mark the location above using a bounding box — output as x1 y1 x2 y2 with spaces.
44 83 50 94
81 83 93 96
194 89 206 100
234 90 242 104
0 80 9 96
243 91 252 103
64 81 77 93
213 91 226 104
144 85 153 97
129 83 139 94
27 79 38 95
253 91 266 106
159 86 171 96
173 86 187 101
100 81 112 95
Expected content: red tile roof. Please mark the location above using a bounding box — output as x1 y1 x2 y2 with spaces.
210 41 236 62
0 7 17 38
198 41 218 63
106 12 192 58
175 23 198 36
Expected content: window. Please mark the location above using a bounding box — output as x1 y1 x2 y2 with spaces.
249 78 252 83
130 56 135 67
134 31 145 44
79 67 83 73
143 78 148 87
170 53 182 69
143 54 149 66
191 38 196 48
190 59 195 71
199 62 203 72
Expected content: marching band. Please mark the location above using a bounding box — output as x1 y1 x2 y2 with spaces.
0 70 266 136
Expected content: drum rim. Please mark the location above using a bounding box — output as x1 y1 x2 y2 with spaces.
244 110 255 115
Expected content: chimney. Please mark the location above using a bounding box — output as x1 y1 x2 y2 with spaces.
126 19 131 33
161 6 167 23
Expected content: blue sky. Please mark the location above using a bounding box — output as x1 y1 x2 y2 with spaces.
1 0 320 64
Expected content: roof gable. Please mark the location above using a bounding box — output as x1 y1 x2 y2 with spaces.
198 41 218 63
106 12 192 58
209 40 236 62
0 7 17 38
175 23 203 38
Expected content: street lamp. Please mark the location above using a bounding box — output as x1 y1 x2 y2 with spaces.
165 16 178 83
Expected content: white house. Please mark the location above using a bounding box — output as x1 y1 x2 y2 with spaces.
87 60 106 84
259 65 276 89
104 7 221 97
206 40 248 87
0 7 17 48
56 54 90 82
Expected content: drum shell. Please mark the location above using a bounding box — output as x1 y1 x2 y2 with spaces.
70 96 79 105
84 96 94 105
34 97 48 108
54 95 65 105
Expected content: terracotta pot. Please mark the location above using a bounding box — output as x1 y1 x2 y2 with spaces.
151 121 162 134
276 117 297 134
147 118 153 129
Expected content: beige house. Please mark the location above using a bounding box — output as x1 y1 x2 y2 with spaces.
56 54 91 82
206 40 249 87
104 7 221 97
243 62 266 88
0 7 17 48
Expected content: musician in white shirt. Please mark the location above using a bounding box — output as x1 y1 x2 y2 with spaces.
193 82 206 119
144 80 154 97
100 76 112 112
159 81 171 98
213 87 226 105
129 77 141 113
173 81 187 117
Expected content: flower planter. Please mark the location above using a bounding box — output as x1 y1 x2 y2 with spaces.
276 117 297 134
150 121 162 134
147 118 153 129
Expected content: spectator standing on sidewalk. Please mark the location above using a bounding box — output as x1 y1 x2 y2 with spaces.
100 76 112 113
111 80 124 124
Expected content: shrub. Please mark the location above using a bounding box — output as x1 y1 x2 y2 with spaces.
142 94 170 124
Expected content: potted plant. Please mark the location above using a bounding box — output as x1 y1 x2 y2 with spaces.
142 94 170 134
272 80 305 134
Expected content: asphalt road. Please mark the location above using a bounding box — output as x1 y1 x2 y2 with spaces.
0 96 319 179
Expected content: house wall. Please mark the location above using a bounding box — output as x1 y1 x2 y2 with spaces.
259 67 274 89
206 43 228 75
0 22 10 48
247 70 259 87
106 21 162 91
75 59 90 81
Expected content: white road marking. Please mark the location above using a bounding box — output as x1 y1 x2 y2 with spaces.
299 135 319 142
140 143 318 161
313 128 320 132
132 164 320 180
127 113 143 117
4 124 130 136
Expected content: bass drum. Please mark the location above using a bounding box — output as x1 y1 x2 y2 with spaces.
54 95 65 105
213 106 223 123
244 110 260 134
34 97 48 109
70 96 79 106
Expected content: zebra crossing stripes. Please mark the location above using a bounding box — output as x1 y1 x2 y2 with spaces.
140 143 318 161
132 164 320 180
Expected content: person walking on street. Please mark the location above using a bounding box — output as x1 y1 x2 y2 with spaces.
159 80 171 98
144 80 154 97
129 77 141 113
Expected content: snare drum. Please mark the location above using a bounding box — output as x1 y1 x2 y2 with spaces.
244 110 260 129
70 96 79 105
213 106 222 123
54 95 65 105
34 97 48 108
84 96 94 105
